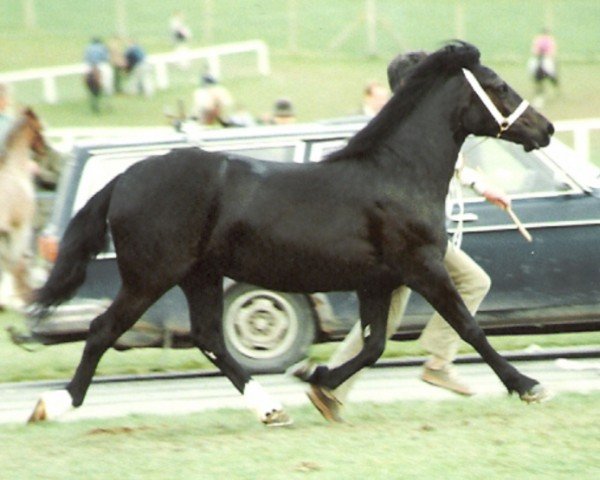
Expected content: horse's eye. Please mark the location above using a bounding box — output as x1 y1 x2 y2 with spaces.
498 83 509 95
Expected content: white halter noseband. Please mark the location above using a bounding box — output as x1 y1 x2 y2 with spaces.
462 68 529 137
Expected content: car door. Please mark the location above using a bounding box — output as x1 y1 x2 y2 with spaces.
452 138 600 329
306 136 600 335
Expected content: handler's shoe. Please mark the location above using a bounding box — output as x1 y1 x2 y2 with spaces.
421 365 474 396
307 385 344 423
287 358 316 382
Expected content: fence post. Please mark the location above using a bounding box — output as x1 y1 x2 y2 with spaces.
287 0 299 53
24 0 37 29
366 0 377 56
455 0 466 40
206 53 221 79
115 0 128 36
42 76 58 104
573 128 590 163
155 61 170 90
257 43 271 76
203 0 214 44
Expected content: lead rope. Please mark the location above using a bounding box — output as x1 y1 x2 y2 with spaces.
450 137 490 249
450 171 465 248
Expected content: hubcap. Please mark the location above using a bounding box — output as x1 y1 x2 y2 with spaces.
224 290 299 360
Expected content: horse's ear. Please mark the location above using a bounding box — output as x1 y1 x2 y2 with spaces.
23 107 37 119
443 41 480 70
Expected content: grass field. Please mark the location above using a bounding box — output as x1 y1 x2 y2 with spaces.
1 393 599 479
2 310 600 383
2 1 599 64
1 1 598 163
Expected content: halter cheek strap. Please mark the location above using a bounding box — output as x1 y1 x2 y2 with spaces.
462 68 529 137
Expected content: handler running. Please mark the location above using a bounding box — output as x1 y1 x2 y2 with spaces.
292 51 513 422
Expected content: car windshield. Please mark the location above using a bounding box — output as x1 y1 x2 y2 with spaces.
461 138 578 197
311 136 580 197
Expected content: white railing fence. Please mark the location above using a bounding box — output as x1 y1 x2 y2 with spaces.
0 40 270 104
554 118 600 165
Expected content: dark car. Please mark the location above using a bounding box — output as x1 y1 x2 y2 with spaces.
24 119 600 372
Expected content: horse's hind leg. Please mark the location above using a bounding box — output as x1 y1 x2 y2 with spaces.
302 287 392 394
1 226 33 305
179 267 291 426
407 253 546 403
28 286 159 422
10 256 33 302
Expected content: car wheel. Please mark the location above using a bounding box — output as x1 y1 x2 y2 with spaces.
223 284 316 373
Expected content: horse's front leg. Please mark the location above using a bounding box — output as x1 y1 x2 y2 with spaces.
408 254 547 402
302 287 392 393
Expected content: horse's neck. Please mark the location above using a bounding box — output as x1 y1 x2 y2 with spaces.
382 80 467 192
1 135 33 173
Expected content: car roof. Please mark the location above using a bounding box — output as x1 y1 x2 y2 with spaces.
71 118 367 154
68 116 597 194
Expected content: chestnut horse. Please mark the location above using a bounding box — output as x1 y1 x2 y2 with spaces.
0 108 47 307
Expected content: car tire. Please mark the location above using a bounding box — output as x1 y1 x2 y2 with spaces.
222 284 316 373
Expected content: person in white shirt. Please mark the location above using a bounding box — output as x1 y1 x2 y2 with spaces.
192 74 234 126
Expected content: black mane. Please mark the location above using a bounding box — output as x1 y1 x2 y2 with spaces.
326 41 481 162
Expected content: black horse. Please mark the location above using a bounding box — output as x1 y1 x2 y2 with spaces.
30 42 554 425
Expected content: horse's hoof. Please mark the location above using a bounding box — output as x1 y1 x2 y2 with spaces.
520 383 551 403
27 390 73 423
263 410 294 428
28 398 48 423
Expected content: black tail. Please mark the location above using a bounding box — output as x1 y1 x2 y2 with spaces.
34 176 121 310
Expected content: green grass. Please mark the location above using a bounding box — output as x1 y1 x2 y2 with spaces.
0 310 214 383
2 310 599 383
1 393 599 479
2 0 599 65
1 1 598 163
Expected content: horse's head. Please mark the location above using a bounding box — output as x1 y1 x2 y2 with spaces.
22 107 48 156
459 64 554 151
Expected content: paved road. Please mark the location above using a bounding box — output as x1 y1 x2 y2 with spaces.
1 357 599 424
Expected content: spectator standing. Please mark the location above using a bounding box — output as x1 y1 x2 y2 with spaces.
260 98 296 125
0 83 64 228
0 83 15 146
107 35 128 94
361 80 390 117
192 74 234 126
83 37 114 96
529 28 559 107
124 39 154 97
170 11 192 69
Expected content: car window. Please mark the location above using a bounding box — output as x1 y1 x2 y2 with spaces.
461 138 577 197
223 145 297 163
73 154 152 213
305 138 577 195
308 140 348 162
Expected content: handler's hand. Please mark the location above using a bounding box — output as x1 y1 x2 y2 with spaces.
483 188 511 209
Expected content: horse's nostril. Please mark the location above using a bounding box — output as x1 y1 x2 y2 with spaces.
548 123 555 135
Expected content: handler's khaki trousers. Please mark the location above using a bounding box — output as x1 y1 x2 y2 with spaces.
327 241 491 403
